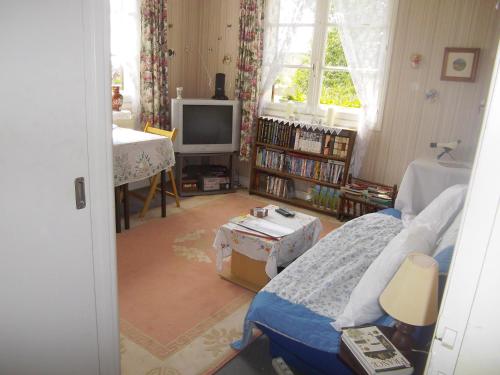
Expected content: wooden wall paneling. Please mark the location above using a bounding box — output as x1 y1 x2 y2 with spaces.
167 0 201 103
196 0 210 97
197 0 239 99
219 0 240 99
360 0 500 185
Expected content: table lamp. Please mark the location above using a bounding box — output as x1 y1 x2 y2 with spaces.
379 252 439 352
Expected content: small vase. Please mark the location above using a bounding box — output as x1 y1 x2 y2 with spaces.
112 86 123 111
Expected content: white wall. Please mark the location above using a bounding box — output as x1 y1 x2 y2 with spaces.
426 40 500 375
360 0 500 185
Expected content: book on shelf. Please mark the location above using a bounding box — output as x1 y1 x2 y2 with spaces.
341 326 413 375
256 173 295 199
285 153 344 184
310 185 340 211
256 147 285 171
256 146 345 185
257 117 353 159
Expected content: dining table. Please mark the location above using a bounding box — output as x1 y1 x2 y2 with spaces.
112 125 176 232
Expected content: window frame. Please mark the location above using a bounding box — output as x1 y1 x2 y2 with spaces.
262 0 361 126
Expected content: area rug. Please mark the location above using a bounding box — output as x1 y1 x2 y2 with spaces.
117 192 341 375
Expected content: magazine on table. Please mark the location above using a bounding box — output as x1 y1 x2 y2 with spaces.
230 215 294 239
341 326 413 375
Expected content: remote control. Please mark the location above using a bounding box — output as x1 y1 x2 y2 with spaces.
275 207 295 217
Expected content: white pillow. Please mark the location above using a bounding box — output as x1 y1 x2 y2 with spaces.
410 185 467 238
433 210 462 257
332 184 468 330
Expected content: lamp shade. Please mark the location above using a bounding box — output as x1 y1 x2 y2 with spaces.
379 252 439 326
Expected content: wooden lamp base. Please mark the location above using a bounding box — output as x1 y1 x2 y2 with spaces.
391 321 415 352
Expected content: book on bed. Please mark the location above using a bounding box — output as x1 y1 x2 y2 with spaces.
341 326 413 375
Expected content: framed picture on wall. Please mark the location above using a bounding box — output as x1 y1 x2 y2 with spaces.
441 47 480 82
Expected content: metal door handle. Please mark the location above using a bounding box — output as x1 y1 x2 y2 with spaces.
74 177 86 209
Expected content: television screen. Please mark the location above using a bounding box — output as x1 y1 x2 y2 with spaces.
183 105 233 144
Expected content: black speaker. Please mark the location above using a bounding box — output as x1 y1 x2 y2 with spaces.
212 73 228 100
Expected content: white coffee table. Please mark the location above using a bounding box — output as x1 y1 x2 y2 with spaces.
213 205 322 292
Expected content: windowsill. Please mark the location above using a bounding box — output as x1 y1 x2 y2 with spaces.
262 102 361 130
112 109 132 121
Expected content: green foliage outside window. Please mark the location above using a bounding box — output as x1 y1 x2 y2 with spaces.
277 28 361 108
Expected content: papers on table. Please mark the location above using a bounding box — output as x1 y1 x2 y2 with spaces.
230 215 295 239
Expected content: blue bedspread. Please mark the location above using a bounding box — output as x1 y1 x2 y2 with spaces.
233 291 394 352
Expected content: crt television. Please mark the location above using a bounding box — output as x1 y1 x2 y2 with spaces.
171 99 241 153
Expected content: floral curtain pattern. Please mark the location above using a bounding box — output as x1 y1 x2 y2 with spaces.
236 0 265 160
140 0 169 129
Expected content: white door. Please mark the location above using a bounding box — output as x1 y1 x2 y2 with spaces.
425 42 500 374
0 1 118 374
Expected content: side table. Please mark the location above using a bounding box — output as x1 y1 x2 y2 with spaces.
337 176 397 221
338 326 428 375
213 205 322 292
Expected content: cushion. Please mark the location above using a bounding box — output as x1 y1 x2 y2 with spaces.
332 184 467 330
433 210 462 257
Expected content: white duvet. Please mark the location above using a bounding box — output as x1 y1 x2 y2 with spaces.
264 212 403 320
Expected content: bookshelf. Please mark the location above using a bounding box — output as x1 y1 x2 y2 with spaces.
249 116 357 216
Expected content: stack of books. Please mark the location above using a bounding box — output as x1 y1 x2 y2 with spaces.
340 183 393 207
341 326 413 375
256 118 352 160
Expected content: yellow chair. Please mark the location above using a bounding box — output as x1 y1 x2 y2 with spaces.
135 122 180 217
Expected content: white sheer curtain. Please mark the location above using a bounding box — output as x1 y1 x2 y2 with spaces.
110 0 140 118
331 0 395 176
259 0 315 114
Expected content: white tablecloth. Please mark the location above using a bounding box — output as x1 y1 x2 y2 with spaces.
395 158 471 225
112 126 175 186
213 205 322 278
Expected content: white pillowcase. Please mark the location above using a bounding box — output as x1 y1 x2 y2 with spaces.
333 184 468 330
433 210 462 257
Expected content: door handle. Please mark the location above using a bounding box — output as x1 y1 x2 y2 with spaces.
74 177 86 209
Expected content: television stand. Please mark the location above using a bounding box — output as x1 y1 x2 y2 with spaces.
175 152 236 197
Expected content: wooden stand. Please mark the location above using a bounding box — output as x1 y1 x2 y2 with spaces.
249 117 356 217
175 152 236 197
219 251 270 292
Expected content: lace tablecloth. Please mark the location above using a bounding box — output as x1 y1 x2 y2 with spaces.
213 205 322 278
112 126 175 186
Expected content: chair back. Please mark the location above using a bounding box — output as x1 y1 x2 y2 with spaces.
143 122 177 142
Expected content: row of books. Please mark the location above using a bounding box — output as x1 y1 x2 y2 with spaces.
257 118 352 159
263 175 294 199
285 154 344 185
255 147 345 185
310 185 341 211
341 326 413 375
255 147 285 171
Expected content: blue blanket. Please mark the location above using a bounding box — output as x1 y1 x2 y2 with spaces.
233 208 401 353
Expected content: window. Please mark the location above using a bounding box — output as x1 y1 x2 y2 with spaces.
262 0 362 117
110 0 140 113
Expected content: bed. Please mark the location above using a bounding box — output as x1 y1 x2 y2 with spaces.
232 209 402 374
233 185 464 375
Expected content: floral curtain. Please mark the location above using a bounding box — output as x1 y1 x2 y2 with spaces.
236 0 265 160
140 0 169 129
